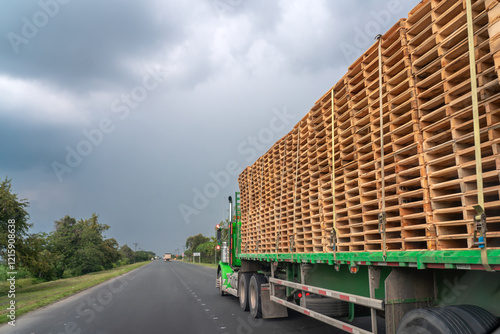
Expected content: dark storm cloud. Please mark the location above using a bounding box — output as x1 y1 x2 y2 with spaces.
0 0 186 91
0 119 80 171
0 0 420 255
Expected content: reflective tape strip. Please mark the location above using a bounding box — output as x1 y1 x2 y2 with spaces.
270 295 370 334
270 277 383 310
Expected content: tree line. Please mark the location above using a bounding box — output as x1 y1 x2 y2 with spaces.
184 219 229 263
184 234 217 262
0 177 155 281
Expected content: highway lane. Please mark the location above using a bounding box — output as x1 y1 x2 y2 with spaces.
0 261 383 334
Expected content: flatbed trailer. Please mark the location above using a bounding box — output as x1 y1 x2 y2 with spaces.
217 195 500 333
215 0 500 333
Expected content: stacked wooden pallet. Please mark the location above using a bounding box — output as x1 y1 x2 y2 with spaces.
412 0 500 249
239 0 500 253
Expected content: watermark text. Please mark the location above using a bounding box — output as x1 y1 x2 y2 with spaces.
6 219 17 327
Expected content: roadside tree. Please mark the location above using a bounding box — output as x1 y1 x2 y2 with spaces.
0 177 31 259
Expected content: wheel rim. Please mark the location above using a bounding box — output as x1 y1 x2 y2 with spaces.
250 281 256 309
240 278 246 302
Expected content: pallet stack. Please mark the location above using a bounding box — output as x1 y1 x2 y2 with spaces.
411 0 500 249
239 0 500 254
383 18 433 251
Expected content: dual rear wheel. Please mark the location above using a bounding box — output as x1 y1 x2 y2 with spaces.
239 273 266 318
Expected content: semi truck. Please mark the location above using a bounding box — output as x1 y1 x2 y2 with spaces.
164 253 172 262
215 0 500 333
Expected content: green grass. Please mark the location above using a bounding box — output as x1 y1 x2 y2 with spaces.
182 260 217 268
0 261 150 324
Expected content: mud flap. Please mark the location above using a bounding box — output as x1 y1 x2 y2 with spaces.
261 283 288 319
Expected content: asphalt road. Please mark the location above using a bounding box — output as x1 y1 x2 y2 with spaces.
0 261 382 334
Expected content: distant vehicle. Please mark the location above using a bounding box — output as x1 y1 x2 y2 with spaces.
164 253 172 262
151 257 154 261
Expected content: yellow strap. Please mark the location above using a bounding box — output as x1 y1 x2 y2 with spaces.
331 89 339 260
465 0 492 271
292 129 300 256
377 35 387 259
277 140 286 254
255 162 264 252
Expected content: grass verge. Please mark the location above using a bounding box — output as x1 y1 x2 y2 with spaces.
182 260 217 268
0 261 149 324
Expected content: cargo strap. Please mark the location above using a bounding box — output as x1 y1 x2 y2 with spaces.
331 88 339 260
257 163 264 253
473 205 487 248
247 168 253 254
292 130 300 257
465 0 492 271
376 34 387 260
276 142 287 253
275 231 281 252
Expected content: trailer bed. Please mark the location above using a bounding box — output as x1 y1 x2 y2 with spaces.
238 0 500 258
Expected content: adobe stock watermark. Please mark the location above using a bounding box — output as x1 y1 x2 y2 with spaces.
230 313 263 334
47 274 134 334
7 0 71 54
52 65 167 183
339 0 405 63
226 293 288 334
435 276 469 308
212 0 244 15
178 107 295 224
5 219 17 327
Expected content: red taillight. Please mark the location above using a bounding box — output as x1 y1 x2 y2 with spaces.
297 291 310 299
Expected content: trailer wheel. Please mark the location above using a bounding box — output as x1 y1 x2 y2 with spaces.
304 297 349 317
239 273 252 311
396 305 499 334
249 274 267 318
446 305 500 333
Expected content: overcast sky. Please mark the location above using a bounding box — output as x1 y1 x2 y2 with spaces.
1 0 418 256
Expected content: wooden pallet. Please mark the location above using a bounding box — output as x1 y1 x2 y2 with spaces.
237 0 500 254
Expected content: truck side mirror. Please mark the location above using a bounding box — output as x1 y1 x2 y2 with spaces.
217 228 222 243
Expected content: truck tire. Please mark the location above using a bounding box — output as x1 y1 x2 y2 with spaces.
396 307 467 334
304 296 349 317
446 305 500 334
396 305 499 334
249 274 267 318
217 270 226 296
239 273 252 311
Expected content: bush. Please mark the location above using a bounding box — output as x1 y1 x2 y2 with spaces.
115 258 130 267
0 265 32 281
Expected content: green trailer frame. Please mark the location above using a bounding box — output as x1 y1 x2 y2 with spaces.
238 249 500 270
217 192 500 333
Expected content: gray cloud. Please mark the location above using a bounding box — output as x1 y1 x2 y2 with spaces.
0 0 418 255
